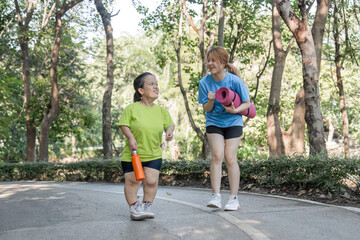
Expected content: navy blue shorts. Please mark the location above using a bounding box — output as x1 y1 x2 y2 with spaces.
121 158 162 174
206 125 243 139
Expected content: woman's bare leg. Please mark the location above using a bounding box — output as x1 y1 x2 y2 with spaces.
207 133 225 194
224 137 241 195
124 172 142 206
142 167 160 203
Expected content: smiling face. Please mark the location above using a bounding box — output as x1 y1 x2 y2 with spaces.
206 56 226 75
206 47 229 76
138 74 159 100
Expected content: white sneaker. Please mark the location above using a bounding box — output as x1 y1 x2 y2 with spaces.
207 193 221 208
142 202 155 218
224 195 240 211
130 201 148 220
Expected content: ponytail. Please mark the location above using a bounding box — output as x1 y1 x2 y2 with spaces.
133 91 142 102
226 63 242 79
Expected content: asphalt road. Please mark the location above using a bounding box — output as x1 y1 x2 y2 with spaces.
1 181 359 240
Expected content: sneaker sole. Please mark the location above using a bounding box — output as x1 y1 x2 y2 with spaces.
131 214 148 221
224 206 239 211
147 214 155 219
207 203 221 208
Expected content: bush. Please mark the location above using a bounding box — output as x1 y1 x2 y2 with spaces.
0 156 359 194
240 155 360 192
0 159 123 182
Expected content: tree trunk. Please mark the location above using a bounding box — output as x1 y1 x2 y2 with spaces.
177 2 211 159
218 0 226 47
300 34 326 155
39 12 61 161
311 0 330 73
176 48 211 158
39 0 84 161
267 1 286 156
95 0 114 159
282 88 305 154
72 134 76 158
275 0 328 156
21 39 37 162
333 0 349 157
181 0 215 158
327 118 334 142
14 0 37 162
199 21 207 77
268 1 306 157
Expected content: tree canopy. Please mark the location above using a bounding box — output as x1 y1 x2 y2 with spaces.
1 0 359 162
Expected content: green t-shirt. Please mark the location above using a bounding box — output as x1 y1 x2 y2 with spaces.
119 102 174 162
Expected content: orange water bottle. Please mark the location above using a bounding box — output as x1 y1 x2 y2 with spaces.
131 150 145 181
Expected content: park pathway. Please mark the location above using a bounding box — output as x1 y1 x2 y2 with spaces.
1 181 359 240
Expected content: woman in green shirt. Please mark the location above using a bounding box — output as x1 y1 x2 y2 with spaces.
120 72 175 220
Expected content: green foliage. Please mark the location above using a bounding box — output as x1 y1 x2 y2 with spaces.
0 18 25 161
1 156 359 195
321 0 360 145
1 0 360 163
0 159 122 182
224 1 270 65
161 158 210 177
241 155 360 192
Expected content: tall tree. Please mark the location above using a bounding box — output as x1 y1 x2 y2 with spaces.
267 1 286 156
331 0 350 157
94 0 115 159
275 0 329 156
14 0 57 161
177 0 211 158
267 0 318 157
180 0 217 158
14 0 39 162
39 0 84 161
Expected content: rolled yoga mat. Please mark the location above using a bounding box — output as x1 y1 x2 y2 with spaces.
215 87 256 118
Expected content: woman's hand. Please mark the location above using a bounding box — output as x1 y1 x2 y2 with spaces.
120 126 138 151
222 102 237 114
165 131 173 141
165 124 175 141
128 137 138 151
222 100 251 114
203 91 216 112
208 91 216 101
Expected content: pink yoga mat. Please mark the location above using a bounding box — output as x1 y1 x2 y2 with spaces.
215 87 256 118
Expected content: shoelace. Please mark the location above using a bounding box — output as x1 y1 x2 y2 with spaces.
143 202 152 210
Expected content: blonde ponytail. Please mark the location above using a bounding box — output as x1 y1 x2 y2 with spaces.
226 63 242 79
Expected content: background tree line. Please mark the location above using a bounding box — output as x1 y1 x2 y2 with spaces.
0 0 359 163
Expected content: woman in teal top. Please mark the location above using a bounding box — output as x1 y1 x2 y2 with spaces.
120 72 175 220
198 47 251 211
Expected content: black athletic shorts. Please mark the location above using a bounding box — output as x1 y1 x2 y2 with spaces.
121 158 162 174
206 125 243 139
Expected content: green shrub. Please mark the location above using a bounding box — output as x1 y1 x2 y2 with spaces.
240 155 360 192
0 156 359 194
0 159 123 182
